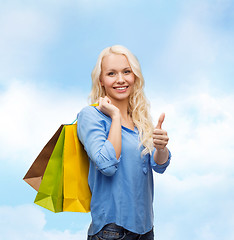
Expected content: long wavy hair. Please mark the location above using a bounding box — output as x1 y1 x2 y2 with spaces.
89 45 154 156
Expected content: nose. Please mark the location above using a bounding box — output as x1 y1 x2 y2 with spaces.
116 73 125 83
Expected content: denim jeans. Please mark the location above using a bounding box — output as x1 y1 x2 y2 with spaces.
87 223 154 240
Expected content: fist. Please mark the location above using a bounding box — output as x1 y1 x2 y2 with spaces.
153 113 169 150
97 96 120 119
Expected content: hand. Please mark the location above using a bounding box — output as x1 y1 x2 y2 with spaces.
97 96 120 119
153 113 169 151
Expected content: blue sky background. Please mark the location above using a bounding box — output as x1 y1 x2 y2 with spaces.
0 0 234 239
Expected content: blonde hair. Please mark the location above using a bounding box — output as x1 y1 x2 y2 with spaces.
89 45 154 156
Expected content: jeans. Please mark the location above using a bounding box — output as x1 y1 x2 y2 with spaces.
87 223 154 240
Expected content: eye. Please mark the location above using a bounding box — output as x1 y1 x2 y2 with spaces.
124 69 131 74
107 72 115 76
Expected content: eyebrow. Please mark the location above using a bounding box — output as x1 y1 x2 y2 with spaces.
106 67 131 72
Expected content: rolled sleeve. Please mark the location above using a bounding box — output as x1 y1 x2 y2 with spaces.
77 106 120 176
96 140 120 169
150 148 171 174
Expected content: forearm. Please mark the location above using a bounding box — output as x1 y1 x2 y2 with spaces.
153 147 169 165
107 115 122 159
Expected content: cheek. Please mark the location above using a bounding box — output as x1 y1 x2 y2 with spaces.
128 75 135 86
101 77 113 88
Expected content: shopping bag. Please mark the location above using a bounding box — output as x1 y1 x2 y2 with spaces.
34 126 65 213
23 125 64 191
63 123 91 212
25 104 97 213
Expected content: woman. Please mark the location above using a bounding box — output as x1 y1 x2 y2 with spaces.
77 45 171 240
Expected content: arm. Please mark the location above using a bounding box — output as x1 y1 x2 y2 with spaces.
151 112 171 173
77 105 121 176
107 114 122 159
151 148 171 174
97 96 122 159
153 147 169 165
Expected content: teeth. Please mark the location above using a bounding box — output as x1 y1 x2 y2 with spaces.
115 87 127 90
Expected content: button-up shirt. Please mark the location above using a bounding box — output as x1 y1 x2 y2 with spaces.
77 106 171 235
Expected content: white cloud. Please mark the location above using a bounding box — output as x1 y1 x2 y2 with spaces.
151 90 234 177
156 16 217 81
168 20 216 65
0 3 58 81
150 84 234 239
154 172 234 239
152 0 234 93
0 7 56 44
0 80 88 167
0 205 88 240
50 0 137 10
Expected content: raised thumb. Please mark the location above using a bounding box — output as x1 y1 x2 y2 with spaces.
156 113 165 129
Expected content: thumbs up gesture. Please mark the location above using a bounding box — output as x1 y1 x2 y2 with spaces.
153 113 169 151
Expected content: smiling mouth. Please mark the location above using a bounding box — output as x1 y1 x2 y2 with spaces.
113 86 129 90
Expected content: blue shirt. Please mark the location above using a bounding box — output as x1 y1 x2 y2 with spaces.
77 106 171 235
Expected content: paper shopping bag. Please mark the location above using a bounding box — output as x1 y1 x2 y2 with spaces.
34 126 65 213
63 123 91 212
23 125 64 191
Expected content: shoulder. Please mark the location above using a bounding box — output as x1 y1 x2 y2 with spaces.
77 106 97 121
77 106 111 134
78 105 111 123
79 105 96 116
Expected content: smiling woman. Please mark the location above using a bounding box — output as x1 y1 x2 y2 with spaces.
77 45 171 240
100 54 135 102
90 45 157 155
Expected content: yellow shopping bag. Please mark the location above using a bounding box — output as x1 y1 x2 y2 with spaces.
63 123 91 212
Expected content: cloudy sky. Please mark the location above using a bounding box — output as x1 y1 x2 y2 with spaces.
0 0 233 239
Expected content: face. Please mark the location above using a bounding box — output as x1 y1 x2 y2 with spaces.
100 54 135 103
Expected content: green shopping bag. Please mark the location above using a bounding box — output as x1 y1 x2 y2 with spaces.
34 126 65 213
